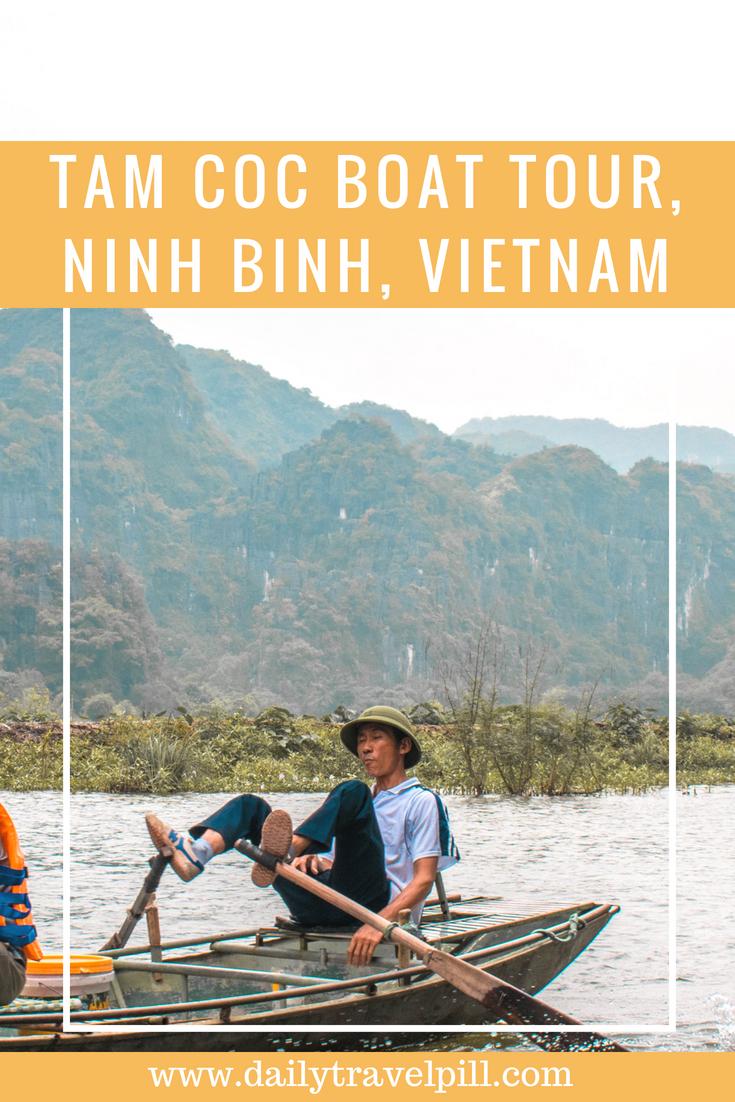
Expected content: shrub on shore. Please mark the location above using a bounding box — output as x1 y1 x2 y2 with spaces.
1 705 733 794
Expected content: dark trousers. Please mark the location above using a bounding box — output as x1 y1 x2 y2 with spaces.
192 780 391 927
0 942 26 1006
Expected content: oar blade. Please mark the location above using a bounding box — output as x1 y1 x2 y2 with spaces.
425 947 581 1024
425 949 628 1052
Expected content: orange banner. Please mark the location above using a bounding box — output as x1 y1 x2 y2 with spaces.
1 1051 733 1099
0 142 732 306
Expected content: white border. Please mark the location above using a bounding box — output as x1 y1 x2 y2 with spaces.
60 308 677 1040
668 417 677 1032
62 307 71 1031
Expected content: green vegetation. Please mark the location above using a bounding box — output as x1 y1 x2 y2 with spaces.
59 707 735 795
1 703 732 795
0 308 673 718
0 730 61 790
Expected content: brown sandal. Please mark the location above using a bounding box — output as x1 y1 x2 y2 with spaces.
251 809 293 887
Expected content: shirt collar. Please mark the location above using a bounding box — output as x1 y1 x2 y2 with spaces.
372 776 420 797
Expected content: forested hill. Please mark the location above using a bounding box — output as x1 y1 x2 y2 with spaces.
0 309 63 704
178 344 441 466
178 342 335 467
0 308 62 544
1 309 734 716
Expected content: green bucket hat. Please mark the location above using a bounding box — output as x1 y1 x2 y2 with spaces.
340 706 422 768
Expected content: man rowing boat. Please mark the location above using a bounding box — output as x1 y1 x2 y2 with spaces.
146 706 459 966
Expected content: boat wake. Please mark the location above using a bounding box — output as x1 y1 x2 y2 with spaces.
712 995 735 1051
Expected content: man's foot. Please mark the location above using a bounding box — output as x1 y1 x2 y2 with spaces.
145 813 204 882
251 809 293 887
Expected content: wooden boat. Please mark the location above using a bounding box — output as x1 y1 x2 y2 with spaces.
0 895 619 1049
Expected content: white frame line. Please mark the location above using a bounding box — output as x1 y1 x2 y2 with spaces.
64 1022 666 1036
668 412 677 1031
60 309 678 1039
62 307 71 1032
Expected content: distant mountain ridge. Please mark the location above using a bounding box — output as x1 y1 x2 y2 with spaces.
171 332 735 477
454 415 735 474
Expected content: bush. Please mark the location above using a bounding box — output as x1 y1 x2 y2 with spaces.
82 693 117 721
0 687 59 723
118 731 194 793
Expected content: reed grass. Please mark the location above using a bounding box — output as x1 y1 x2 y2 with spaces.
1 709 733 794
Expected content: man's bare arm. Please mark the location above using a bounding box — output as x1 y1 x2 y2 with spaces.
288 833 333 877
291 853 333 876
347 856 438 967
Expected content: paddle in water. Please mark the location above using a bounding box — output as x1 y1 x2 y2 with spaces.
236 818 629 1053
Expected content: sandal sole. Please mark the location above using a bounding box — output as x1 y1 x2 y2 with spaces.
252 809 293 887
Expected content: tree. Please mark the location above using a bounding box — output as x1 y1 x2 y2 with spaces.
441 618 505 796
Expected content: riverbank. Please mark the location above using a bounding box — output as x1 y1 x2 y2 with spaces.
1 705 733 793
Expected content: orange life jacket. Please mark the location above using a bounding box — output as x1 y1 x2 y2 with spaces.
0 802 43 961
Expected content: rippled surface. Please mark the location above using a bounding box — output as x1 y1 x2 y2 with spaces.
12 785 735 1049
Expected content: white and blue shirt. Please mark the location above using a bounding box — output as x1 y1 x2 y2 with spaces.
373 778 460 924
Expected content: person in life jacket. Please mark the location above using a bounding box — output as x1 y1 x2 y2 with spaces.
0 801 43 1005
146 706 460 968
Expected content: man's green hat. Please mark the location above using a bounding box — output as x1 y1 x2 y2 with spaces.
340 706 422 768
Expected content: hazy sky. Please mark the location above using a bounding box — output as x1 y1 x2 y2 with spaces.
148 308 734 434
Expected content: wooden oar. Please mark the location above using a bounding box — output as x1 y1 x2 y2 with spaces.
99 852 169 952
236 838 629 1053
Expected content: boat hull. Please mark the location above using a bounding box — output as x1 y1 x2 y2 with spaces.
0 900 617 1049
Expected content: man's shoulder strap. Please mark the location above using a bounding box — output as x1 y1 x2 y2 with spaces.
405 783 461 861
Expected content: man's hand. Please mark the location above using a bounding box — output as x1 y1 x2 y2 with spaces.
347 923 383 967
291 854 333 877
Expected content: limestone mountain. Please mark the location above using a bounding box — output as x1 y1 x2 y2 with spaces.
336 402 442 446
0 308 62 544
1 309 733 716
0 309 63 701
178 342 335 468
178 342 441 467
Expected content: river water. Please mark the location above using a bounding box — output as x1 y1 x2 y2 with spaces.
4 786 733 1050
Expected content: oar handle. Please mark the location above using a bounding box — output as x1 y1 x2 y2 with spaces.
237 839 425 946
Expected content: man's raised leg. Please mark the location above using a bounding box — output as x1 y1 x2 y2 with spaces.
270 780 390 926
146 794 272 882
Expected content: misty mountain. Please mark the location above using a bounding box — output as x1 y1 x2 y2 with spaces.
455 415 735 474
0 308 62 544
336 402 442 445
178 344 441 467
178 342 335 468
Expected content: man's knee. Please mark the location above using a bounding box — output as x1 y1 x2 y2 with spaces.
327 778 371 811
330 778 369 797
